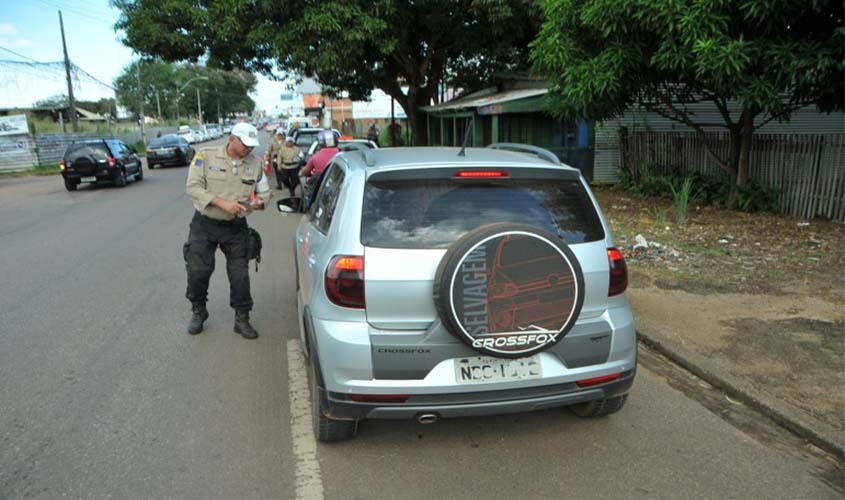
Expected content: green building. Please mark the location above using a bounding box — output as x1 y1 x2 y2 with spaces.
422 75 594 180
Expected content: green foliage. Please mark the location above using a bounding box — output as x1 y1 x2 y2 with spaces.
531 0 843 122
112 0 542 145
667 176 694 225
727 182 781 213
532 0 843 188
113 60 256 121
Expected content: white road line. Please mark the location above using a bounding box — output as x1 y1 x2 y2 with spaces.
286 339 325 500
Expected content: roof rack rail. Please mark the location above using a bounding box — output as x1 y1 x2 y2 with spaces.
339 141 375 166
486 143 561 165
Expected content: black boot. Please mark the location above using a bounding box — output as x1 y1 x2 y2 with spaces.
187 304 209 335
234 310 259 339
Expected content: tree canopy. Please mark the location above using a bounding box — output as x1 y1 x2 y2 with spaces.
531 0 844 187
112 0 541 144
113 60 256 122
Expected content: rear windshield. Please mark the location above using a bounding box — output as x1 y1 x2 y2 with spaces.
149 136 180 148
296 132 318 148
361 178 605 248
65 143 110 162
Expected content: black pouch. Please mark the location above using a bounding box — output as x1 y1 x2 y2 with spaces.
246 227 262 271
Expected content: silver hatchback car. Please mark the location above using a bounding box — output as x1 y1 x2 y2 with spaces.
277 144 636 441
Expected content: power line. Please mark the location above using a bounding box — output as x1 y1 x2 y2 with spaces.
0 46 41 63
71 63 116 91
32 0 114 24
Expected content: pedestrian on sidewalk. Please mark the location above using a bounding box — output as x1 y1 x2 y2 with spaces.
183 122 271 339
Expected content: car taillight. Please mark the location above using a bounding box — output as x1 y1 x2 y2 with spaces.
59 159 66 171
107 156 115 168
325 255 365 308
576 372 621 388
607 247 627 296
454 170 508 178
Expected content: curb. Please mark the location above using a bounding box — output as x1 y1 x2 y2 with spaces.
636 327 844 461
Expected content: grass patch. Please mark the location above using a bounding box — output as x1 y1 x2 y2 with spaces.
0 164 62 179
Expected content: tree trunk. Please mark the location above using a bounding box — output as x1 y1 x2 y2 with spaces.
380 85 432 146
736 109 756 189
727 126 741 187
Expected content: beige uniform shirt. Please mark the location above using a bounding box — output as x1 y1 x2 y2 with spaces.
277 144 302 169
266 138 283 164
186 146 272 221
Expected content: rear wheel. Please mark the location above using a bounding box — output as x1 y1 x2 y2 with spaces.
148 162 156 170
64 179 77 191
113 168 127 187
309 351 358 442
570 394 628 418
135 164 144 181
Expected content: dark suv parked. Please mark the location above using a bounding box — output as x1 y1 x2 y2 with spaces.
146 134 194 168
60 139 143 191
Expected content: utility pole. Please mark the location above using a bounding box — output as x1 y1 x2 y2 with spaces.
196 87 202 125
137 61 146 145
154 88 162 120
59 11 79 132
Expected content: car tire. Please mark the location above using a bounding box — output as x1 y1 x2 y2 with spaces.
113 168 127 187
308 350 358 442
570 394 628 418
148 162 155 170
64 179 77 191
135 165 144 181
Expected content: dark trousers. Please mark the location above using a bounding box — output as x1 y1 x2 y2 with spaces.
278 167 299 196
184 212 252 311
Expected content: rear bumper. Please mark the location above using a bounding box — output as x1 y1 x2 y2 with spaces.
148 154 185 165
323 369 635 420
62 169 114 182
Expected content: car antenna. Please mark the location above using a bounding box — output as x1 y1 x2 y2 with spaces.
458 116 474 156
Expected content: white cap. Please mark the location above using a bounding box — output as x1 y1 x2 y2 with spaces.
231 122 260 147
275 127 285 135
285 136 294 143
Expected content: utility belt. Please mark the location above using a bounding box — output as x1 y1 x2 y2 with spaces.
194 211 246 227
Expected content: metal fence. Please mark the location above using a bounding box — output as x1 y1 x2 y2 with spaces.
621 131 845 221
32 127 177 166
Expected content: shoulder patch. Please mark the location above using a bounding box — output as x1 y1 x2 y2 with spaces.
192 153 204 168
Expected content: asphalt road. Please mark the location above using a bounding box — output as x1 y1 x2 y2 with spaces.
0 136 840 499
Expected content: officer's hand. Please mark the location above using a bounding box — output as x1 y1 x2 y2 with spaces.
216 199 246 216
249 198 264 210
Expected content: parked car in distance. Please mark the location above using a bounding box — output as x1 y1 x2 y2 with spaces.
60 139 143 191
292 127 340 150
146 134 194 168
274 144 634 441
178 125 196 144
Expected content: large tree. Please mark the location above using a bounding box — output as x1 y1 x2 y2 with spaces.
112 0 540 145
114 60 256 122
531 0 843 189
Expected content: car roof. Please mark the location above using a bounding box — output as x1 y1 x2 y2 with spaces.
338 147 579 174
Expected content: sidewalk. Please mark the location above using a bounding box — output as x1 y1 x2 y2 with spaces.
630 284 844 459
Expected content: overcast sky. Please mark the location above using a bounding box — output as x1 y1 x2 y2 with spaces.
0 0 289 112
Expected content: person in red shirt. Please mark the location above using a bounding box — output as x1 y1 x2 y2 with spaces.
301 130 339 179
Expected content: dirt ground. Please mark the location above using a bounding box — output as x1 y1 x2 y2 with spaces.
595 186 845 433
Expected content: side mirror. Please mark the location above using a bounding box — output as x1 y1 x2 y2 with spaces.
277 197 302 213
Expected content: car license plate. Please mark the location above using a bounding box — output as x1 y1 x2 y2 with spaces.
81 176 96 182
455 355 541 384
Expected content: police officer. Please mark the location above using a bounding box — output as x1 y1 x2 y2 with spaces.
276 136 302 197
184 122 271 339
265 128 286 190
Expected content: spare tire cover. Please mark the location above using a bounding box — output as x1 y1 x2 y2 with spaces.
434 223 584 358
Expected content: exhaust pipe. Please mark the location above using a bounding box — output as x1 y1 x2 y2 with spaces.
416 412 439 424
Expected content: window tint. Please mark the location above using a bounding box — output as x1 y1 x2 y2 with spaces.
361 179 604 248
149 136 180 148
65 143 109 162
296 133 318 148
310 165 345 233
